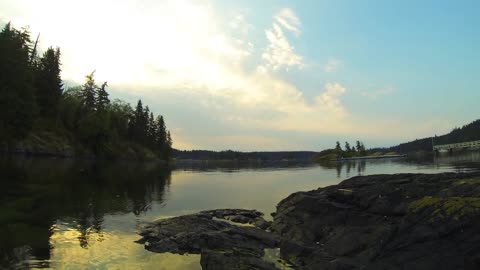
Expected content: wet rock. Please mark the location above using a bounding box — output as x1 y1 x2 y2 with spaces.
137 209 280 270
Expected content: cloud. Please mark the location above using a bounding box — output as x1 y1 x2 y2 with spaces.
274 8 301 36
324 58 343 73
229 14 254 35
361 85 395 100
261 8 304 71
315 82 347 116
2 1 420 150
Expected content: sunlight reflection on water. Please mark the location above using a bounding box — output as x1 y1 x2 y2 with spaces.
0 152 478 269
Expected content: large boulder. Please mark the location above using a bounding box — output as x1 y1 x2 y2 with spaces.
271 172 480 270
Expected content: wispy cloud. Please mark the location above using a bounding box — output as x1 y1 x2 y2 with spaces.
361 85 395 100
261 8 304 71
324 58 343 73
274 8 301 36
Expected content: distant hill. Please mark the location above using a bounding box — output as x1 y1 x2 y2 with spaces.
390 119 480 153
172 149 318 161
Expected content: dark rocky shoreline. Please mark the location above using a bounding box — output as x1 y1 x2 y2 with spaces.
137 172 480 269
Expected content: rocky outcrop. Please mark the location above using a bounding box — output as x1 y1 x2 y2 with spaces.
271 172 480 270
138 173 480 270
137 209 280 270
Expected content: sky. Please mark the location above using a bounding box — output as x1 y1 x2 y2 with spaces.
1 0 479 151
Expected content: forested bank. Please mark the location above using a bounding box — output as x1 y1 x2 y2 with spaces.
0 23 172 160
389 119 480 153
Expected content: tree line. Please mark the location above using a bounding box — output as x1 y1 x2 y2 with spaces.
0 23 172 159
334 141 367 157
390 119 480 153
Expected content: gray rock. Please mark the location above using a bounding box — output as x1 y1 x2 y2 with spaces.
138 173 480 270
137 209 280 270
271 172 480 270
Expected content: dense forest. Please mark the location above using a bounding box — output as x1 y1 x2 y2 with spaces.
0 23 172 160
390 119 480 153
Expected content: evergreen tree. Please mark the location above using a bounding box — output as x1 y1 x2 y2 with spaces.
96 81 109 111
130 99 145 142
80 71 97 111
0 23 36 143
35 47 63 117
345 142 351 152
155 115 166 157
356 141 362 153
335 141 342 152
165 130 173 159
147 112 156 147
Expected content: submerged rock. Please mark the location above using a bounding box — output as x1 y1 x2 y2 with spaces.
138 173 480 270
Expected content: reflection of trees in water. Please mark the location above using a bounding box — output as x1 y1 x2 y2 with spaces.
174 159 316 173
0 157 172 267
319 160 367 178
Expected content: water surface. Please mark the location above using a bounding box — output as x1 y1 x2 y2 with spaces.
1 152 479 269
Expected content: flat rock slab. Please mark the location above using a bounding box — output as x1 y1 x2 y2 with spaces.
137 209 280 270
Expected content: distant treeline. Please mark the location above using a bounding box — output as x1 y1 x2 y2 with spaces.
173 149 318 161
0 23 172 159
390 119 480 153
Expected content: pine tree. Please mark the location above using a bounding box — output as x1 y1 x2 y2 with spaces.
148 112 156 147
155 115 166 157
356 141 362 153
96 81 110 111
165 130 173 159
131 100 144 142
35 47 63 117
80 71 97 111
345 142 351 152
0 23 36 143
335 141 342 152
142 106 150 144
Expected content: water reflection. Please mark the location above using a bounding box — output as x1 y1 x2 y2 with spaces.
0 157 171 269
318 151 480 178
0 151 479 269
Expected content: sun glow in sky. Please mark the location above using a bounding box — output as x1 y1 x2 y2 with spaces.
1 0 479 150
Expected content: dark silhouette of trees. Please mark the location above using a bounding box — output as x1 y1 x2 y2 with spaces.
390 119 480 153
335 141 342 152
34 47 63 117
0 23 36 145
80 71 97 111
344 142 351 152
96 82 109 112
0 23 173 160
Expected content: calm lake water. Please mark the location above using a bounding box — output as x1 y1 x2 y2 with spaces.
1 152 479 269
